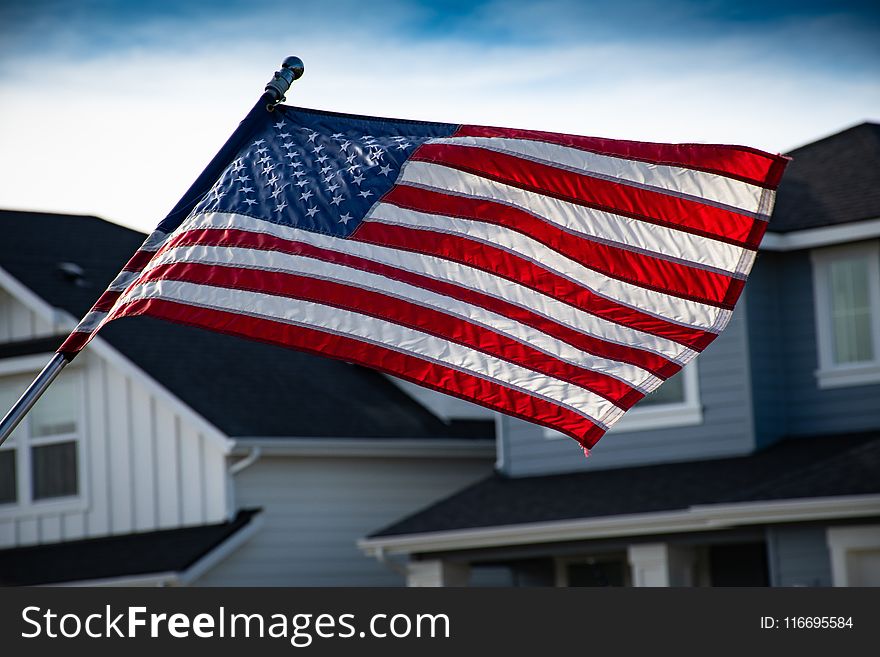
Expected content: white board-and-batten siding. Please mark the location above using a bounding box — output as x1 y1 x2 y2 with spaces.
0 285 230 549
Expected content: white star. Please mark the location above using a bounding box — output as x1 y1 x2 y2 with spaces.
361 135 374 142
391 136 407 142
340 140 351 151
312 144 325 154
270 185 288 199
320 166 332 175
306 131 319 142
358 190 374 199
295 180 309 187
330 195 344 206
252 139 265 147
283 141 295 149
274 120 286 129
275 201 288 213
317 155 329 164
322 175 336 184
262 165 276 175
278 132 291 139
300 189 314 201
347 165 361 173
256 147 268 155
244 198 257 206
266 174 280 186
395 142 411 150
290 161 303 168
293 170 306 178
338 213 353 224
378 164 393 176
306 206 319 218
239 186 254 194
236 175 251 183
345 153 357 164
257 156 271 165
331 132 344 139
351 173 365 185
326 182 340 192
285 152 298 160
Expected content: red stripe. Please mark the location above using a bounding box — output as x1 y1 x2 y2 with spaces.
166 228 683 377
411 143 761 248
111 296 607 449
57 331 90 356
454 125 789 189
123 249 155 272
92 290 123 312
143 261 645 408
351 221 744 312
381 184 742 308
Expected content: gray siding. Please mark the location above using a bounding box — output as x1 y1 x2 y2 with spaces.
500 303 755 476
748 248 880 445
767 525 832 587
195 455 492 586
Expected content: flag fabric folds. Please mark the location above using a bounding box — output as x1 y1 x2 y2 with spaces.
58 106 788 452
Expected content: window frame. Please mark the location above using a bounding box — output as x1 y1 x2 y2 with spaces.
0 361 86 517
544 361 702 439
810 241 880 389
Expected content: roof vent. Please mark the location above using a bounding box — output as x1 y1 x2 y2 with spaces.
56 262 87 286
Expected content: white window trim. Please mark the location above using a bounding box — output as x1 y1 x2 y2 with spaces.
0 366 87 518
826 525 880 587
810 241 880 389
544 362 702 439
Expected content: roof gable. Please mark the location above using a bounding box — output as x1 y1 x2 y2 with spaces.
771 122 880 233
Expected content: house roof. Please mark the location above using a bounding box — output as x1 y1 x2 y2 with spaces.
770 122 880 233
369 432 880 539
0 509 260 586
0 209 492 440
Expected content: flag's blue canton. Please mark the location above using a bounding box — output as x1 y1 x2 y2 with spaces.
192 108 458 238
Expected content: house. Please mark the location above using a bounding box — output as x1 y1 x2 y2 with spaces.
359 122 880 587
0 210 495 585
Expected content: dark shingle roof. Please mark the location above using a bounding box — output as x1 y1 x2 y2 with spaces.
770 122 880 232
370 432 880 538
0 209 492 439
0 509 260 586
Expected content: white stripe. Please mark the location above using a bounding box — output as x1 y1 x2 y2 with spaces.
119 278 624 428
178 212 698 363
142 230 169 251
75 310 108 333
397 160 753 276
366 202 728 330
108 270 140 292
146 243 662 393
428 136 766 215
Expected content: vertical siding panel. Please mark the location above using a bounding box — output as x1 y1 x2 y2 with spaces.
0 519 15 547
31 312 52 338
179 424 203 525
39 515 62 543
9 303 34 340
154 405 180 528
84 357 110 537
129 382 156 531
106 367 132 533
62 512 86 541
0 289 12 341
202 442 227 523
18 517 39 545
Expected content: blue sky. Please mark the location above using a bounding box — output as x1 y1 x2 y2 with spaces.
1 0 878 232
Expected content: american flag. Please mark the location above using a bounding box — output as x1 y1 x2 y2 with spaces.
59 106 788 452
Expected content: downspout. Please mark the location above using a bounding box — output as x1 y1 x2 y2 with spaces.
226 446 262 520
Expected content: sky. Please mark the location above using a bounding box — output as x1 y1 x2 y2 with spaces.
0 0 878 233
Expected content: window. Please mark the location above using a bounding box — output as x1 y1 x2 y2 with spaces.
544 362 702 439
0 372 82 509
811 241 880 388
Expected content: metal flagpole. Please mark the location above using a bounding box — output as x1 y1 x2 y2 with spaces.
0 56 305 447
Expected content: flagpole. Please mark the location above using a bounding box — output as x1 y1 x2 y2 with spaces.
0 56 305 447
